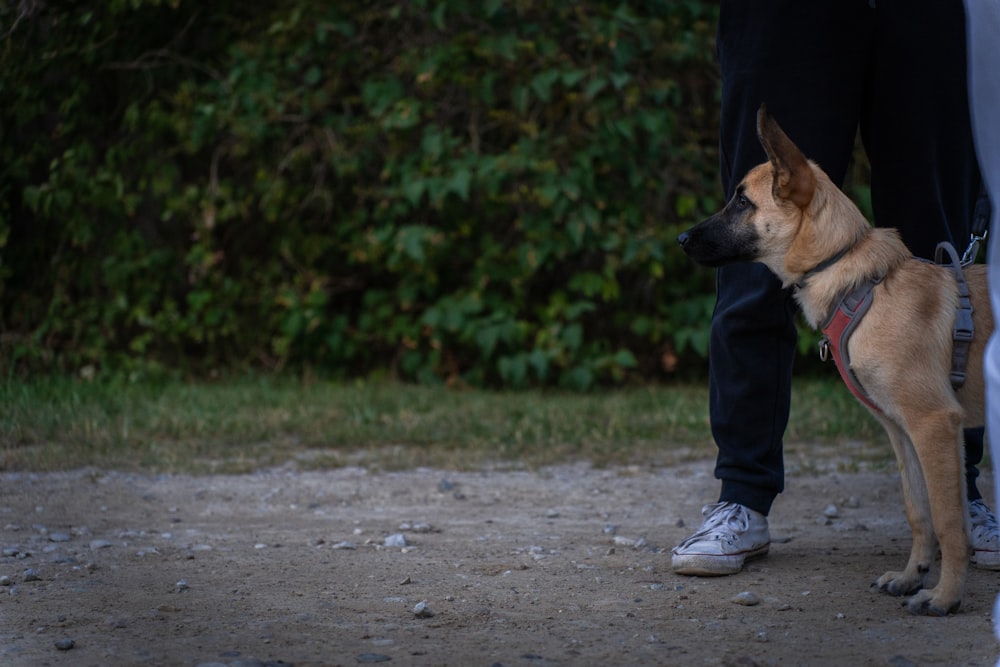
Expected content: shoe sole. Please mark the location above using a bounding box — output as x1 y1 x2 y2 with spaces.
671 543 770 577
971 551 1000 570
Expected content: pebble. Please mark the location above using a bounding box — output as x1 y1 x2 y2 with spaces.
823 504 839 519
384 534 408 548
175 579 189 592
413 600 435 618
54 638 75 651
331 541 357 550
612 535 647 549
23 568 41 582
356 654 392 663
0 576 10 586
399 522 434 533
731 591 761 606
48 532 72 543
90 539 113 551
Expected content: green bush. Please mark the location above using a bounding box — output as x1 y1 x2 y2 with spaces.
1 1 722 387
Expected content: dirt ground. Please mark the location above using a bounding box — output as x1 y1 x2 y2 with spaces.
1 459 999 667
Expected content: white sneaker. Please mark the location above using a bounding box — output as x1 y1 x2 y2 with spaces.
671 501 771 576
969 499 1000 570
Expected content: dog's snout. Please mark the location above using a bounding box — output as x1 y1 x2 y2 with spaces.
677 231 690 248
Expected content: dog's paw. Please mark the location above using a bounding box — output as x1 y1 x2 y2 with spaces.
874 571 923 597
903 589 960 616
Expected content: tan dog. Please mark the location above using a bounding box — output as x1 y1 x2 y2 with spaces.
677 105 992 616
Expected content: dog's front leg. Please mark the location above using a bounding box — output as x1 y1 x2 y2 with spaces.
875 420 935 599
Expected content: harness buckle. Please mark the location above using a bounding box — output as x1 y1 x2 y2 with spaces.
954 307 975 342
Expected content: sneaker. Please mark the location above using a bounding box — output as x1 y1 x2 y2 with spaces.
671 501 771 576
969 499 1000 570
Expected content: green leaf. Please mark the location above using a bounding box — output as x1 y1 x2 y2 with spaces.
584 77 608 98
475 325 500 358
304 65 322 86
448 168 472 201
402 179 427 207
560 69 587 88
529 69 560 103
431 3 447 30
396 226 430 262
613 348 637 368
560 366 594 391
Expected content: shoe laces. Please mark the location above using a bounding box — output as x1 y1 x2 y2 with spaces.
677 501 751 548
969 499 999 541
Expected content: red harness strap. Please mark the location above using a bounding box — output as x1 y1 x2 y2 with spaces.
819 279 882 414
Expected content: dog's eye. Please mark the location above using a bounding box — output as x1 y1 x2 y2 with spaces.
736 195 750 210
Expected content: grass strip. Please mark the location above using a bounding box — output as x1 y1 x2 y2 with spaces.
1 375 886 474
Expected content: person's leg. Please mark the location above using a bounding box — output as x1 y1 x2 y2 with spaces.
965 3 1000 629
862 0 986 487
673 0 874 576
863 0 997 566
711 0 873 515
862 1 980 260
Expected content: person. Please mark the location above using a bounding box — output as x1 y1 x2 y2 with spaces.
964 0 1000 647
671 0 1000 577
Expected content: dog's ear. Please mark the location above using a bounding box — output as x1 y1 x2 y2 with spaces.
757 104 815 209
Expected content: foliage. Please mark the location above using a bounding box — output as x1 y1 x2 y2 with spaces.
1 1 722 388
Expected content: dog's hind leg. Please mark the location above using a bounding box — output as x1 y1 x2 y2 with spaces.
890 408 968 616
875 419 936 599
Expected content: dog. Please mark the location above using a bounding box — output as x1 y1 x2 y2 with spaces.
677 105 992 616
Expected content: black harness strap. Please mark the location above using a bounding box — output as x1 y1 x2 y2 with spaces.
934 241 975 388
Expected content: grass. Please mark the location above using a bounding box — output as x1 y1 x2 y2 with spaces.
0 375 890 474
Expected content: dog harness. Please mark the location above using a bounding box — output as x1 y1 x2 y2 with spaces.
818 278 882 414
815 241 975 414
935 242 975 388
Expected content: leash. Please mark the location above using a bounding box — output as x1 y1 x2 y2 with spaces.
962 183 991 265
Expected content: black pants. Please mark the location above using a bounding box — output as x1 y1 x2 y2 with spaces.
712 0 984 515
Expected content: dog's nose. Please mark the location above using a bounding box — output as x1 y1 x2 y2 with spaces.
677 231 690 249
